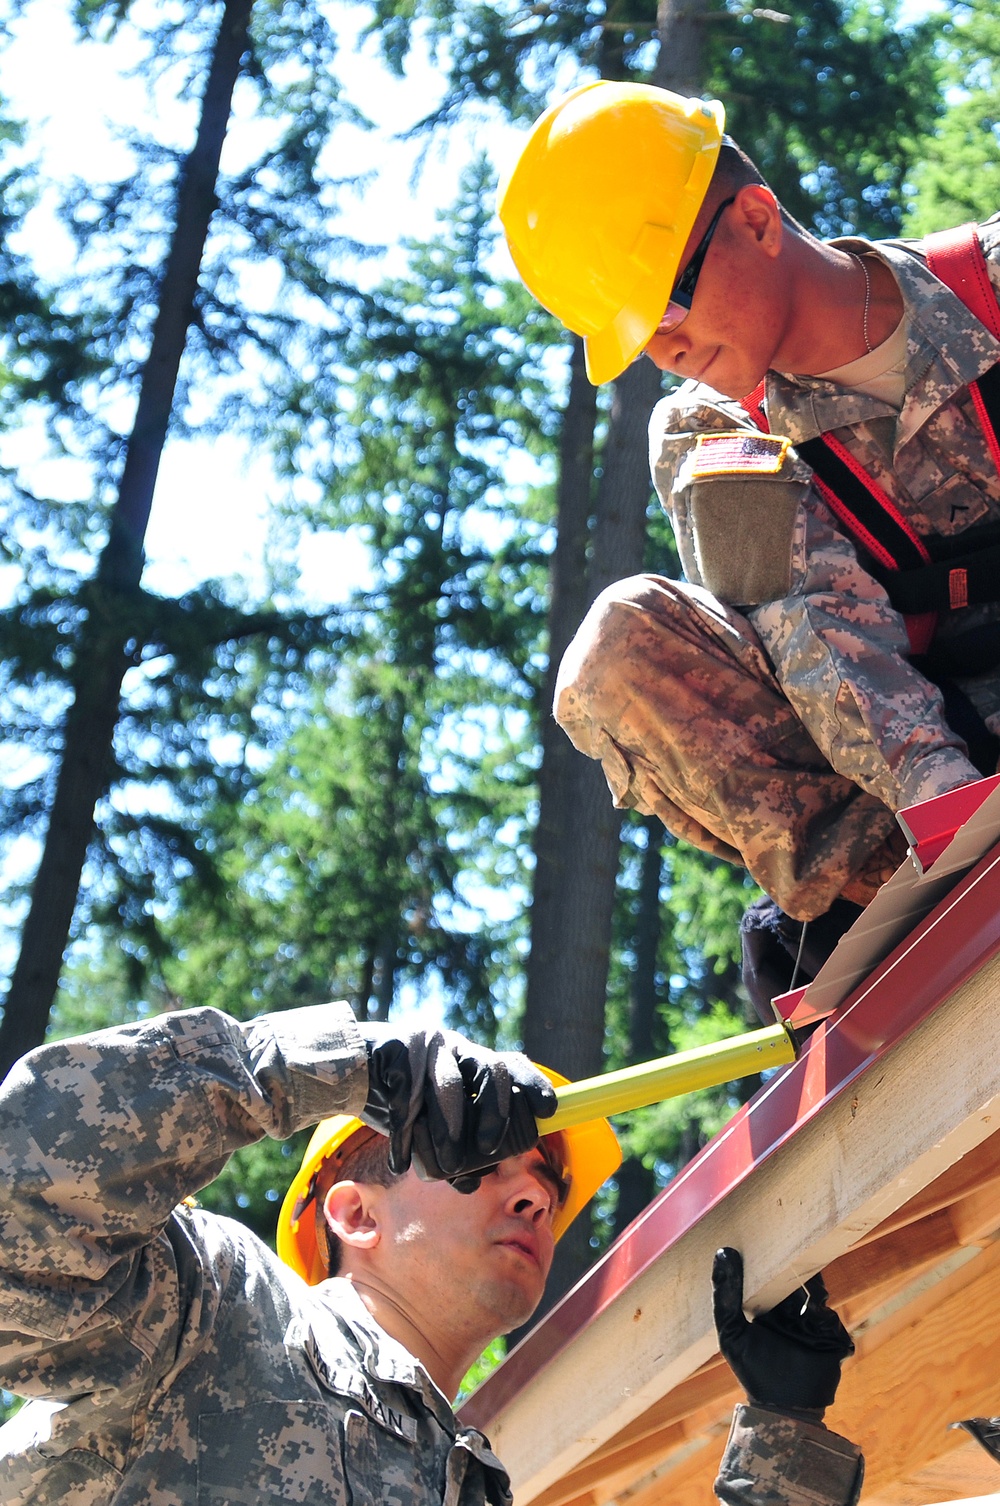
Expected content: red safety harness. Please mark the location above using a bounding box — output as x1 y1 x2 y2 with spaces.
740 224 1000 658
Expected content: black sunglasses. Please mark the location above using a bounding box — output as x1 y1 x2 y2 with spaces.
656 196 736 335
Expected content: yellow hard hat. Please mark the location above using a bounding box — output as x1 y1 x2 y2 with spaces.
277 1064 622 1285
497 81 725 385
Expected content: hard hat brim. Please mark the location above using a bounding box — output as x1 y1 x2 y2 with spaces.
277 1070 621 1285
582 272 675 385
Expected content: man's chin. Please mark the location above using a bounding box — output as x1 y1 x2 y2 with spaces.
478 1275 545 1332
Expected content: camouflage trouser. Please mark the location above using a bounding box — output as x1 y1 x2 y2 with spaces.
554 574 900 921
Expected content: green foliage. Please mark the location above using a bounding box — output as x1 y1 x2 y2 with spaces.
364 0 940 237
905 2 1000 234
0 0 373 993
457 1335 507 1402
152 160 564 1036
712 0 941 237
601 816 762 1212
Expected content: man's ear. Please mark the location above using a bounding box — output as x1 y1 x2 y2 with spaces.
322 1181 382 1253
734 183 783 255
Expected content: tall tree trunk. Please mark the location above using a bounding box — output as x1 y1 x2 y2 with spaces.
0 0 253 1078
524 353 664 1319
653 0 704 92
520 0 709 1317
523 337 598 1081
613 814 664 1237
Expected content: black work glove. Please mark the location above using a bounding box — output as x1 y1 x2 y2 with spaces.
712 1247 854 1419
740 897 862 1026
360 1025 557 1192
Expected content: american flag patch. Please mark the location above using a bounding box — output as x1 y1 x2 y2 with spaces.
691 431 790 477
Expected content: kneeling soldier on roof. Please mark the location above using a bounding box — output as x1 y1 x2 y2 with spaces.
0 998 912 1505
499 83 1000 1013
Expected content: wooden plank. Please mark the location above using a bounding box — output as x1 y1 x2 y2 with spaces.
476 943 1000 1504
611 1241 1000 1506
549 1195 990 1506
588 1358 732 1457
533 1356 734 1484
833 1247 983 1336
525 1178 1000 1506
529 1393 738 1506
464 829 1000 1447
861 1435 1000 1505
855 1131 1000 1243
825 1208 965 1309
606 1426 731 1506
951 1179 1000 1246
828 1242 1000 1495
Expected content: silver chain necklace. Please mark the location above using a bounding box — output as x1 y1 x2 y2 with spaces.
851 252 873 354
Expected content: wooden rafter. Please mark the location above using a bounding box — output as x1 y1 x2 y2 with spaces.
463 838 1000 1505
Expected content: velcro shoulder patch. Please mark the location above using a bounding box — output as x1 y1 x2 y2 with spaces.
691 431 790 477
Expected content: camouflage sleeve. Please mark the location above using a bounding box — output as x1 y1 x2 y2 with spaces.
648 387 979 813
715 1405 864 1506
748 493 978 811
0 1002 367 1291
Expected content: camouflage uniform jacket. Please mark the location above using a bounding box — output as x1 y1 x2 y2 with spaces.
716 1406 863 1506
0 1004 513 1506
648 212 1000 816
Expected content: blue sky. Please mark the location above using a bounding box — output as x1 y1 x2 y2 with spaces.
0 1 519 606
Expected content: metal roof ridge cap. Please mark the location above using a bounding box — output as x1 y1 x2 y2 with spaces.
460 836 1000 1431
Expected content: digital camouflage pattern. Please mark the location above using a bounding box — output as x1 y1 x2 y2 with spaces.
555 575 903 920
557 214 1000 918
0 1004 513 1506
715 1405 863 1506
0 1004 865 1505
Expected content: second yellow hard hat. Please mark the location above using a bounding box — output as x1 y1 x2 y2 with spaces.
278 1064 621 1285
498 81 725 385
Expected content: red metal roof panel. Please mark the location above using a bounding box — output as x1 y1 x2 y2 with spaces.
461 834 1000 1430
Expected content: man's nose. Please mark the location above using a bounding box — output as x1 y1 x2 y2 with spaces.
493 1155 549 1222
644 328 693 374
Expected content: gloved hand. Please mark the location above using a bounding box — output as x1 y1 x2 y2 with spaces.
740 896 862 1027
712 1247 854 1418
360 1025 557 1192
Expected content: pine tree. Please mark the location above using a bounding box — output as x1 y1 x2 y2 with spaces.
0 0 372 1070
906 2 1000 233
118 161 561 1030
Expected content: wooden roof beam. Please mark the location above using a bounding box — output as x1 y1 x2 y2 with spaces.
470 922 1000 1504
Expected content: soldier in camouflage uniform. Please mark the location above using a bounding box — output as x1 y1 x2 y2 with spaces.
499 84 1000 924
0 1003 558 1505
711 1249 863 1506
0 1001 865 1506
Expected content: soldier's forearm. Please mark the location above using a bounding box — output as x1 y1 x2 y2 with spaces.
715 1404 863 1506
0 1002 367 1286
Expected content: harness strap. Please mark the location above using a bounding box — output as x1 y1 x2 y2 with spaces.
925 224 1000 479
923 223 1000 337
739 224 1000 655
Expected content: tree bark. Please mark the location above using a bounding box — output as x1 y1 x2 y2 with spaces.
523 337 598 1081
523 355 664 1317
613 814 664 1237
521 0 709 1316
0 0 253 1078
653 0 704 93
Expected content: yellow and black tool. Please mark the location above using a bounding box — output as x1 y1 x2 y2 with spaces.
545 1020 799 1133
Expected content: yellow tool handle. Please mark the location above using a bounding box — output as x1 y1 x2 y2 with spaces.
545 1022 798 1132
